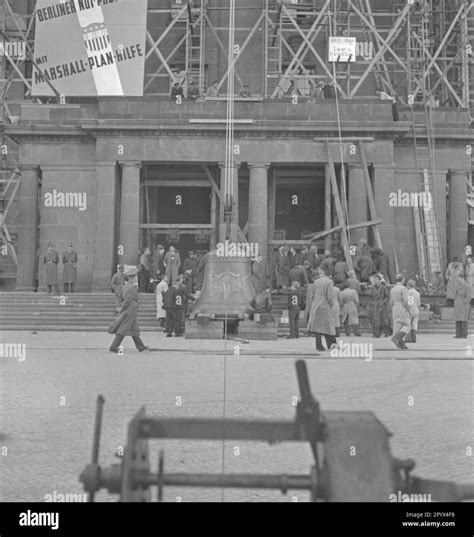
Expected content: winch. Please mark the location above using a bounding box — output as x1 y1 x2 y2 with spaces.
79 360 474 502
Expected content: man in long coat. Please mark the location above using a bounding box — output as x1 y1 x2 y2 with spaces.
445 257 463 306
108 268 148 353
152 245 166 280
111 264 127 313
165 246 181 285
454 273 471 338
406 279 421 343
43 240 59 294
307 268 336 354
62 241 78 293
366 274 390 337
340 282 361 336
183 250 198 293
390 274 411 349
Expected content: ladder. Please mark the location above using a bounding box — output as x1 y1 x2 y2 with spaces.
186 0 206 95
265 2 282 97
407 2 432 105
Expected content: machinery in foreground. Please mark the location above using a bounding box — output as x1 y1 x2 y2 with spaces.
79 360 474 502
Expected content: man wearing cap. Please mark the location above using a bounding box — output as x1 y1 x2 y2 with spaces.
62 242 78 293
43 241 60 294
406 279 421 343
108 267 149 353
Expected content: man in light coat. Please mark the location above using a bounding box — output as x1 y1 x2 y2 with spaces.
445 257 463 306
43 240 59 295
307 267 336 354
340 282 361 336
62 241 78 293
454 272 472 338
165 246 181 285
406 279 421 343
390 274 411 349
155 275 169 328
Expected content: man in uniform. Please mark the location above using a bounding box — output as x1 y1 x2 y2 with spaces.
62 241 78 293
43 240 59 294
108 268 149 353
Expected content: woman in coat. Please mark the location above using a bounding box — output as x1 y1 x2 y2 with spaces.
340 282 361 336
108 268 148 353
307 268 336 353
453 273 471 338
445 257 463 306
155 275 169 328
62 242 78 293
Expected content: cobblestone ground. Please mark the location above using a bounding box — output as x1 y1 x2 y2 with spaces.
0 331 472 503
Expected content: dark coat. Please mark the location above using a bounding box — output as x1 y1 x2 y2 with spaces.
108 283 140 337
152 252 165 277
333 261 348 284
276 253 291 287
289 266 308 288
320 257 336 276
454 278 472 321
43 249 59 285
62 251 78 284
354 255 375 282
367 283 390 328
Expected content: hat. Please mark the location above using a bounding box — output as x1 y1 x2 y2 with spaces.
407 279 415 287
125 267 138 277
47 240 54 247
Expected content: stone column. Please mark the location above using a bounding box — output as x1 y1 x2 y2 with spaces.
93 162 118 291
218 162 240 243
347 164 368 243
16 166 39 291
119 162 142 265
248 163 270 278
448 169 468 261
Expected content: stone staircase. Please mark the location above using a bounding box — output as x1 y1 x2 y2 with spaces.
0 292 470 335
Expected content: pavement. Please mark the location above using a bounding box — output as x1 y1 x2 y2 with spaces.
0 331 473 503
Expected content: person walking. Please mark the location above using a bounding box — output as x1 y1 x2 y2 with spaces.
340 282 361 336
108 268 149 353
445 257 463 306
287 281 304 339
366 274 390 337
62 241 78 293
43 240 59 295
453 272 472 339
111 264 127 314
390 274 411 349
165 245 181 286
332 282 341 338
155 275 169 328
307 267 336 354
406 279 421 343
464 256 474 306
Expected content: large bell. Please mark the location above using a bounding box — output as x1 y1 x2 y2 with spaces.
190 250 256 318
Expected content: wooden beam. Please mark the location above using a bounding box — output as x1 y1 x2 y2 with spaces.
210 189 217 249
349 2 412 98
358 141 382 249
143 180 211 187
326 141 353 271
202 165 221 200
302 220 382 241
140 224 212 229
324 164 331 251
271 0 332 99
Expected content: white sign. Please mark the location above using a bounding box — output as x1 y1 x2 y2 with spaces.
328 37 356 62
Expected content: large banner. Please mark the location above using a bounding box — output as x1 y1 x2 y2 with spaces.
32 0 147 96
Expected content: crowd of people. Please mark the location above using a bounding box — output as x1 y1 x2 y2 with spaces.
105 240 472 351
